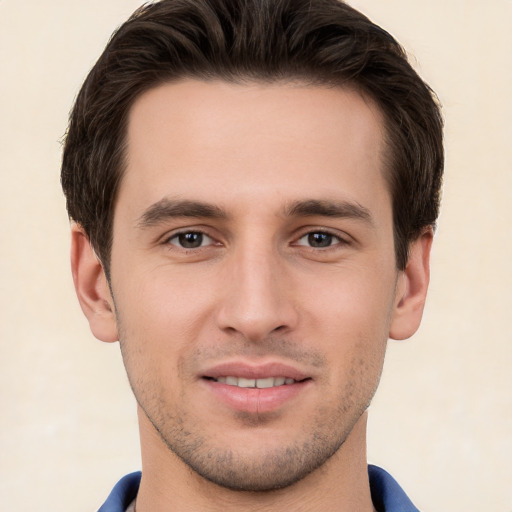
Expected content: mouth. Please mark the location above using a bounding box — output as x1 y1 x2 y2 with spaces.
200 362 313 414
204 376 303 388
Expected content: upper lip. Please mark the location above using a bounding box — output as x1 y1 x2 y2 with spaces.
201 361 310 381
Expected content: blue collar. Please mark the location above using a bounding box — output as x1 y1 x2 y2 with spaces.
368 465 419 511
98 465 418 511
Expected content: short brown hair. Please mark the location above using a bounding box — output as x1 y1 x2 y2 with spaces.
61 0 443 273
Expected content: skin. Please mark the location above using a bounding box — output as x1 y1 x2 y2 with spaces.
71 80 432 511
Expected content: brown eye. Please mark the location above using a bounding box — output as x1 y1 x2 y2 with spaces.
307 232 333 247
169 231 211 249
297 231 341 248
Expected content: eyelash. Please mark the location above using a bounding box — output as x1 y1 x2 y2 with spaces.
294 230 348 249
165 230 216 250
163 228 349 251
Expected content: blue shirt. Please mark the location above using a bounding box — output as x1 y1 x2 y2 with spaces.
98 465 419 511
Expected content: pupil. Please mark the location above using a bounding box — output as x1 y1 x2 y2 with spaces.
179 232 202 248
308 232 332 247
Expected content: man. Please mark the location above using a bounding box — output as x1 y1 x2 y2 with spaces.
61 0 443 510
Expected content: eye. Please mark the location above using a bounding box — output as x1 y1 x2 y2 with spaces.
168 231 213 249
296 231 343 248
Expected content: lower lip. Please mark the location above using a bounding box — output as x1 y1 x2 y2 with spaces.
202 379 311 414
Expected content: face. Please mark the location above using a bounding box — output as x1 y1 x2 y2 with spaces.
109 80 401 491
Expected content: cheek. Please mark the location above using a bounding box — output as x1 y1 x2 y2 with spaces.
116 267 214 333
113 273 207 384
304 267 394 382
306 266 396 334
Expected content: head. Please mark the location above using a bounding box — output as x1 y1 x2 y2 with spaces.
62 0 443 497
61 0 443 277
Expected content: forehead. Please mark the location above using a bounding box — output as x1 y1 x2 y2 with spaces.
120 80 388 217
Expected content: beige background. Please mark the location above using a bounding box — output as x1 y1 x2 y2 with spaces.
1 0 511 510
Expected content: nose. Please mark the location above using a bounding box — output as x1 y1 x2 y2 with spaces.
215 243 299 342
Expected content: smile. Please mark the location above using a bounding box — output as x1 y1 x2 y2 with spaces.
213 376 296 388
201 363 313 413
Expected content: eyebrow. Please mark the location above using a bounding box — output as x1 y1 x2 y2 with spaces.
283 199 373 225
136 198 228 228
136 197 373 229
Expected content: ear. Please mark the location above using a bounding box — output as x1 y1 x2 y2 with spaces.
70 224 118 343
389 228 433 340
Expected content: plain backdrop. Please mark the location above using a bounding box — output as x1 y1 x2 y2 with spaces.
1 0 511 510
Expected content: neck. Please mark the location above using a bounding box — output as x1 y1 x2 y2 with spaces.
135 407 375 512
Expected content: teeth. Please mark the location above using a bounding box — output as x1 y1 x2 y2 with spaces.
256 377 274 389
215 376 296 388
238 377 256 388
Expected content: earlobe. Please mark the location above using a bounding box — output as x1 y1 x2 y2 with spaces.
389 228 433 341
70 224 119 343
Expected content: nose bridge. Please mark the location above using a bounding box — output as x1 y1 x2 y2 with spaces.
216 235 297 340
